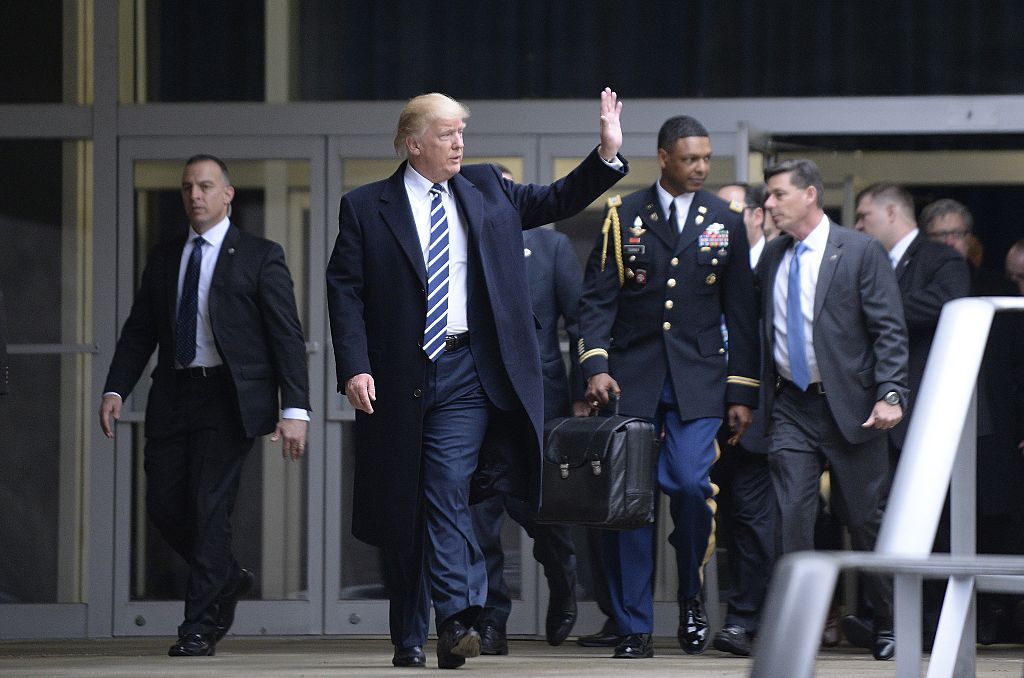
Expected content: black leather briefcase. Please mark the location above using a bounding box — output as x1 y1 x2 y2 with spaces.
536 410 658 530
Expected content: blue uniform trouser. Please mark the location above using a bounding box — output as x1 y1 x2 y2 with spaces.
602 379 720 634
383 345 489 649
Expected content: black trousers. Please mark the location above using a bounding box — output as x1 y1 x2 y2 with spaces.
471 493 576 629
712 434 776 632
144 372 253 637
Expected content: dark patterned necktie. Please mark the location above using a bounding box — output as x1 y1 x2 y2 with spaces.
175 236 205 367
423 185 449 361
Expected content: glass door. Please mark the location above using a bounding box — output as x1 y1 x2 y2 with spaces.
111 137 327 636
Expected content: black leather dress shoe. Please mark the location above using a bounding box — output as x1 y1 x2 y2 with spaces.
872 629 895 661
712 624 753 656
545 594 577 646
436 619 481 669
213 568 254 642
392 645 426 667
576 619 622 647
678 597 710 655
840 613 873 649
613 633 653 659
479 624 508 655
168 633 215 656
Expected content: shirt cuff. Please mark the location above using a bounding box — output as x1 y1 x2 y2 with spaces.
282 408 310 421
102 392 123 400
598 147 624 170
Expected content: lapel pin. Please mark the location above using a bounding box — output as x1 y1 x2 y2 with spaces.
228 247 235 254
698 205 707 214
696 215 704 225
524 248 531 257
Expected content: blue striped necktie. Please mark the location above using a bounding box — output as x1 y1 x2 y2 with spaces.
423 184 450 361
175 236 206 367
787 242 811 390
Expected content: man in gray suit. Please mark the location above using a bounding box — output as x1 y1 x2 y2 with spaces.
758 159 909 661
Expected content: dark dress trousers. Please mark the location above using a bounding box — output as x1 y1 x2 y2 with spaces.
103 224 310 636
577 185 760 634
326 149 627 647
0 285 8 395
471 228 583 631
758 225 909 627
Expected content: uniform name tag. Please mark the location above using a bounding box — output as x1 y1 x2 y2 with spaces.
622 244 646 255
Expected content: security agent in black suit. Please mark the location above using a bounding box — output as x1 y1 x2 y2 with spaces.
579 116 760 659
855 183 970 462
470 185 586 651
708 182 777 657
99 155 310 657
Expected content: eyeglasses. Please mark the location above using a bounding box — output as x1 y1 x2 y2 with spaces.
927 229 969 241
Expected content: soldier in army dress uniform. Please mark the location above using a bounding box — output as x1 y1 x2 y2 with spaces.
578 115 760 659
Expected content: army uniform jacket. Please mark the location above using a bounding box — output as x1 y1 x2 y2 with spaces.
577 185 759 420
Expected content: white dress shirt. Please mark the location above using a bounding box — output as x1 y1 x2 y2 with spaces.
749 236 766 269
656 183 696 232
773 214 830 385
404 165 469 335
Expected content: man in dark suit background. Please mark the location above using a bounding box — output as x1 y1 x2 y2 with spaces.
759 159 909 661
709 182 777 656
469 166 586 655
326 90 627 669
579 115 760 659
854 182 970 464
99 155 310 657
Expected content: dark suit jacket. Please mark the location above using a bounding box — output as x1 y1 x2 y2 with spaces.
0 286 8 396
758 224 909 445
103 224 310 439
524 228 584 421
890 235 969 448
578 185 759 419
326 149 627 552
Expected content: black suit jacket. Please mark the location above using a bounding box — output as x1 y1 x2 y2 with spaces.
0 286 8 396
524 228 584 421
326 149 627 551
889 235 969 448
103 224 310 438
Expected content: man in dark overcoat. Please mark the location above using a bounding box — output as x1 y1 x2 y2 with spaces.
326 90 628 669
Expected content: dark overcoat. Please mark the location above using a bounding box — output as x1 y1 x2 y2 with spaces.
326 149 626 552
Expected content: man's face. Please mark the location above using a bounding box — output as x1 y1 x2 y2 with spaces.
659 136 711 195
408 117 465 183
854 195 893 245
925 212 970 257
718 184 764 241
765 172 814 235
1006 247 1024 295
181 160 234 233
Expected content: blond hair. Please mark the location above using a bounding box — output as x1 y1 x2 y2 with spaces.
393 93 470 159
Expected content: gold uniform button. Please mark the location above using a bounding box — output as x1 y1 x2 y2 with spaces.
663 322 672 331
718 348 726 354
712 258 719 265
670 257 679 266
665 300 674 309
667 278 677 288
629 255 636 262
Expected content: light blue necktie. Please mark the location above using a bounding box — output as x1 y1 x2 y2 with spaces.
175 236 205 367
787 242 811 390
423 184 450 361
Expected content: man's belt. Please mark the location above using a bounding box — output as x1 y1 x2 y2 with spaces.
778 377 826 395
176 365 227 379
445 333 470 352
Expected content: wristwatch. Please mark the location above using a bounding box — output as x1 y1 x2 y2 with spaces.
882 390 900 406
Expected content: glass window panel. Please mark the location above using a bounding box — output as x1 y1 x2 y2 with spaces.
128 159 310 602
0 139 90 604
0 3 64 103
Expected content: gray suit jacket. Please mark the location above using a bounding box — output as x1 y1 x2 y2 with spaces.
758 223 909 444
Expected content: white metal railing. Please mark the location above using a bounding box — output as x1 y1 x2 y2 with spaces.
752 296 1024 678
